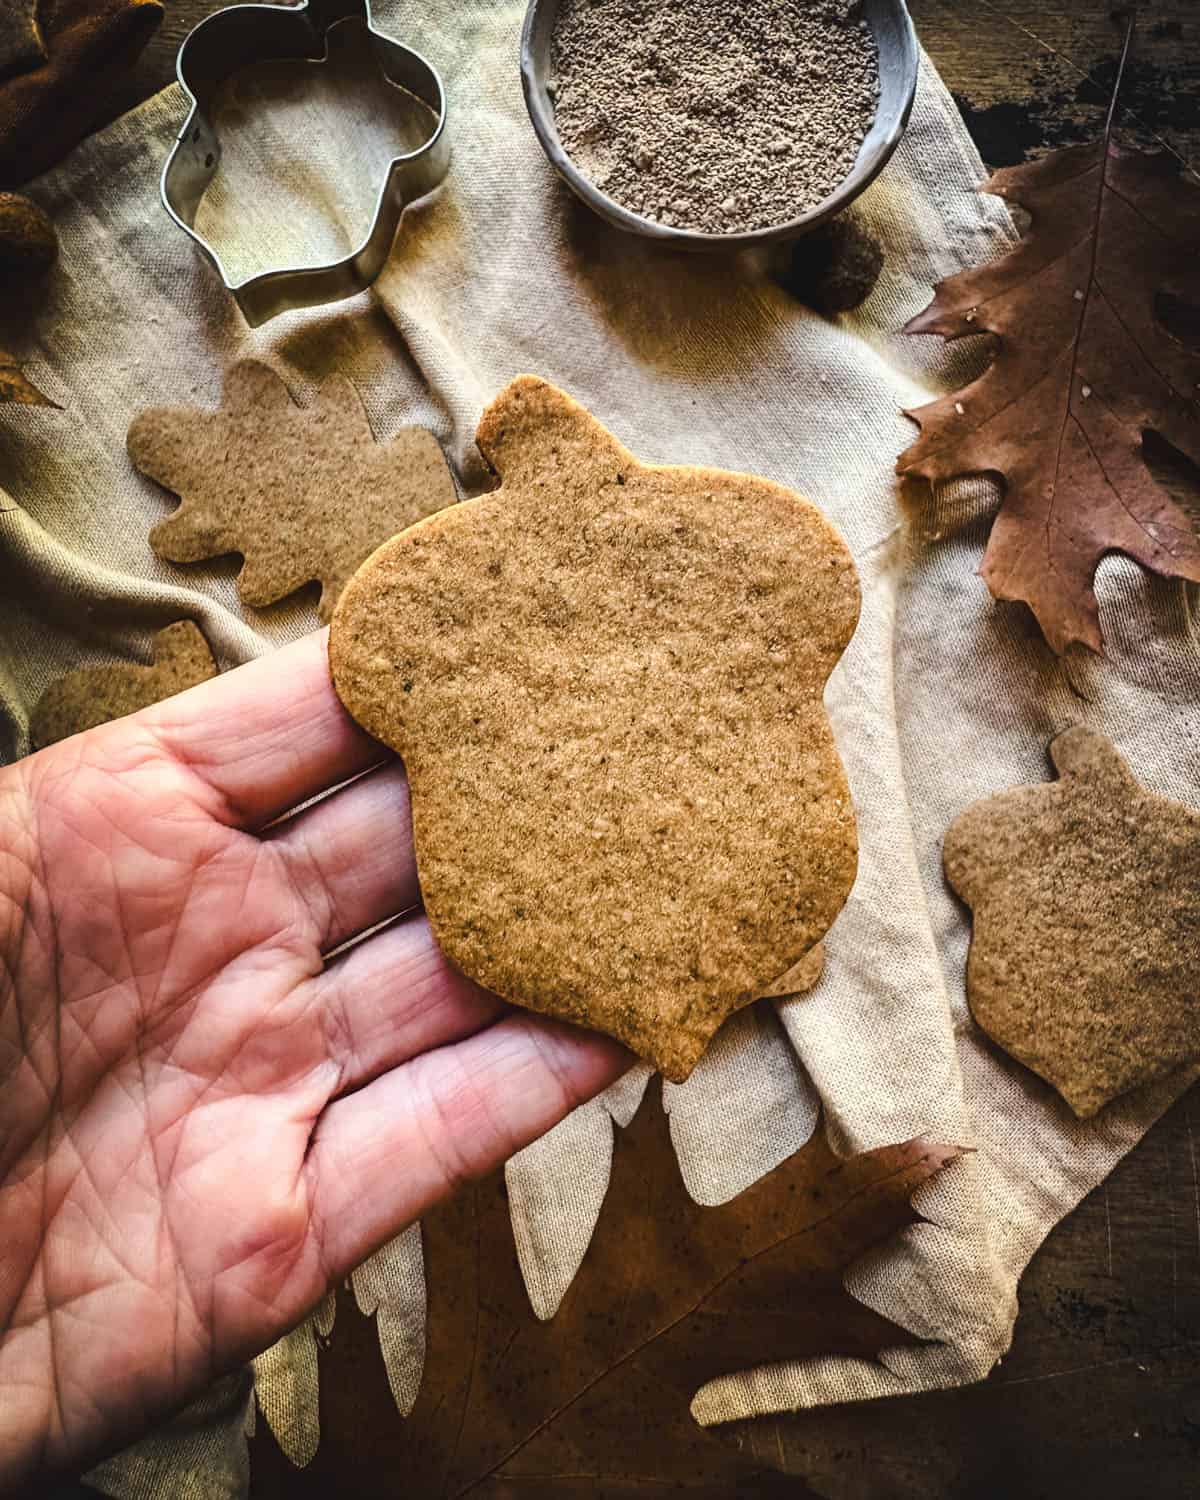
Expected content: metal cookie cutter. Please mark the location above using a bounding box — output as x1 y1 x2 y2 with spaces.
163 0 449 327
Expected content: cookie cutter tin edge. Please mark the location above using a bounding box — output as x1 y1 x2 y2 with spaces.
162 0 449 327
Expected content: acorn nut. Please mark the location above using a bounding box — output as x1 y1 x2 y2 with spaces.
0 193 58 279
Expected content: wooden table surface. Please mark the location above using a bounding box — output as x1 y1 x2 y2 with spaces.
87 2 1200 1497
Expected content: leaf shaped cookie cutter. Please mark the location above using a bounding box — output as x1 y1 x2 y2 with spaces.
162 0 449 327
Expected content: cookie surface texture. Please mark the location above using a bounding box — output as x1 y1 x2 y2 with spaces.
757 941 826 1002
129 360 457 621
31 620 217 749
944 726 1200 1119
331 376 860 1081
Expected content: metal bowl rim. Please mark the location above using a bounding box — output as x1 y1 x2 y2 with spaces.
519 0 918 248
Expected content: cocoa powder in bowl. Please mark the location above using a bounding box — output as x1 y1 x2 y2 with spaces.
549 0 880 235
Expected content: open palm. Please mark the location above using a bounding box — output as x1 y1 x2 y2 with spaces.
0 631 626 1490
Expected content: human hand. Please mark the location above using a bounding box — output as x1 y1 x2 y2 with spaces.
0 630 628 1489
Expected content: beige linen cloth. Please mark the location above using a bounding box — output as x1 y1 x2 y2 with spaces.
0 4 1195 1494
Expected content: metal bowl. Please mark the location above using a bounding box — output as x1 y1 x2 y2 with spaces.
520 0 918 250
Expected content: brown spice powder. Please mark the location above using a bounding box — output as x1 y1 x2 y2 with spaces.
550 0 880 234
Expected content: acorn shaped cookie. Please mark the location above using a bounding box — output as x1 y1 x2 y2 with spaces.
331 377 860 1080
945 726 1200 1118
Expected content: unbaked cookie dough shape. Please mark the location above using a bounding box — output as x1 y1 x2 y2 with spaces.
31 621 217 749
331 376 860 1081
944 726 1200 1119
128 360 457 622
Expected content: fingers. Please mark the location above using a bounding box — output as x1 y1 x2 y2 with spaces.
306 1015 630 1279
266 760 419 950
142 630 384 828
311 910 507 1093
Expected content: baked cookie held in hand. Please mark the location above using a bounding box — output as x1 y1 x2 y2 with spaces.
128 360 457 622
331 377 860 1080
945 726 1200 1119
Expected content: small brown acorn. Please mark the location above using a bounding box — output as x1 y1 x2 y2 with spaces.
0 193 58 279
777 216 884 316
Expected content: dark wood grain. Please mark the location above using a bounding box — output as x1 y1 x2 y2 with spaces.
103 0 1200 169
246 1087 950 1500
65 2 1200 1496
742 1084 1200 1499
908 0 1200 167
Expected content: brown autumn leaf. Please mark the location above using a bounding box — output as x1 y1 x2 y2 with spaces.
0 0 44 82
0 346 55 407
248 1082 960 1497
898 107 1200 654
0 0 163 184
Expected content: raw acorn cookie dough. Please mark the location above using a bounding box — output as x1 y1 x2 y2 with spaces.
331 376 860 1081
550 0 879 233
944 726 1200 1119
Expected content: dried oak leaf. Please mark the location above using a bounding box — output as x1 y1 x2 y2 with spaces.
0 0 44 82
898 140 1200 655
128 360 457 623
248 1082 960 1498
944 725 1200 1119
0 346 56 407
30 620 217 749
0 0 163 184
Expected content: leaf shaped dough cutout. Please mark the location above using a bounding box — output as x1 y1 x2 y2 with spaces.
129 360 457 622
31 621 217 749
